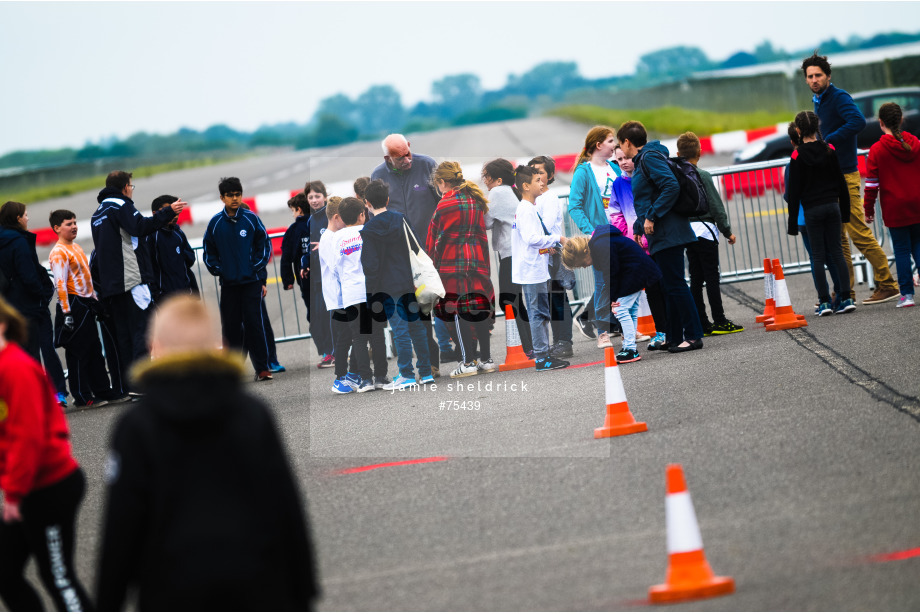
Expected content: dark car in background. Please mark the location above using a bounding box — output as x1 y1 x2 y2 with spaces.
733 87 920 164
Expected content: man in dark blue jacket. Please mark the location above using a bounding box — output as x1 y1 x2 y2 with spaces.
203 177 272 381
91 171 185 389
804 52 899 304
145 195 199 302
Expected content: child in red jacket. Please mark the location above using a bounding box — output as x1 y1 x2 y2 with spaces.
864 102 920 308
0 296 92 611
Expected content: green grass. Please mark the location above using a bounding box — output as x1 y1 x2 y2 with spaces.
3 155 248 205
550 105 794 137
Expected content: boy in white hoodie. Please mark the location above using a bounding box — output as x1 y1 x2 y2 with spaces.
511 165 570 371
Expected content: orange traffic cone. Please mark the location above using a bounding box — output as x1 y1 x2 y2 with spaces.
594 347 647 438
649 464 735 604
499 305 536 372
755 258 775 324
636 290 657 338
765 259 807 331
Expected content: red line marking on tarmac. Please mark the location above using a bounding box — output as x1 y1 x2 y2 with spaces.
336 456 449 475
566 360 604 369
866 546 920 563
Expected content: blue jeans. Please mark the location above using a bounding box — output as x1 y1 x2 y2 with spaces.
522 282 552 359
381 293 432 379
653 245 704 343
592 268 613 333
612 290 642 351
889 223 920 297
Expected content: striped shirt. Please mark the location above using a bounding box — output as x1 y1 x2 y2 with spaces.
48 242 94 312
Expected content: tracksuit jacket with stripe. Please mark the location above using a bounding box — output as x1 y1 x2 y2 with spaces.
202 207 269 285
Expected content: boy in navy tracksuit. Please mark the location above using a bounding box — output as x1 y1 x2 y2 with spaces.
280 193 311 318
145 195 199 302
202 177 272 381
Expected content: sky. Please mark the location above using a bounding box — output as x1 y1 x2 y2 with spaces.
1 0 919 155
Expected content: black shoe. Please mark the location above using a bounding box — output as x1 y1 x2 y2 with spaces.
550 341 574 358
702 322 715 337
667 339 703 353
711 320 744 335
575 316 596 340
440 348 460 362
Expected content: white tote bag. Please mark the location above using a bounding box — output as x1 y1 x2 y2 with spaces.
403 221 445 314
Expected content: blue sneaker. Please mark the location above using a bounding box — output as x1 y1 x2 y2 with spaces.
383 375 418 391
419 373 435 385
332 376 356 394
356 377 376 393
56 392 67 408
817 302 834 316
835 298 856 314
647 332 668 351
269 361 286 373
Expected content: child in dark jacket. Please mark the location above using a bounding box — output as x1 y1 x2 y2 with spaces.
786 111 855 316
361 179 433 389
146 195 199 302
280 192 311 307
562 225 662 363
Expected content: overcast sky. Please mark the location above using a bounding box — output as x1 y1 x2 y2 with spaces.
1 1 917 155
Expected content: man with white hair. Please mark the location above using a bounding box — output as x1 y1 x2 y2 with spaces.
370 134 440 238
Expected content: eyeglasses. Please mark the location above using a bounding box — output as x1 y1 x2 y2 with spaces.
223 192 243 199
128 184 135 190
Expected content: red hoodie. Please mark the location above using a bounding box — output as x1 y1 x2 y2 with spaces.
0 342 79 505
864 131 920 228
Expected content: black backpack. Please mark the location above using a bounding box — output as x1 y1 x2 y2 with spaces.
640 150 710 218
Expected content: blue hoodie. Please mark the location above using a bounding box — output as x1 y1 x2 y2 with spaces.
145 225 199 299
360 210 416 298
203 207 269 286
813 83 866 174
631 141 696 255
0 226 53 317
567 160 621 235
589 225 662 302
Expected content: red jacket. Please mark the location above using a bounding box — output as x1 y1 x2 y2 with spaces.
0 342 79 505
864 131 920 228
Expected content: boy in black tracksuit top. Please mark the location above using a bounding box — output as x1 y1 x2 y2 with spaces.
145 194 199 302
202 177 272 380
96 296 319 611
280 193 311 317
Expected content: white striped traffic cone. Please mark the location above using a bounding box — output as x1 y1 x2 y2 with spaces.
649 464 735 604
636 290 656 339
765 259 807 331
499 305 535 372
755 258 775 324
594 347 647 438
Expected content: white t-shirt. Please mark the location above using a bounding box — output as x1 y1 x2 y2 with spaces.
590 161 615 211
512 199 560 285
534 191 564 235
318 227 343 310
334 225 367 308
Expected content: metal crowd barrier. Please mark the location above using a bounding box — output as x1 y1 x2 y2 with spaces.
187 152 896 345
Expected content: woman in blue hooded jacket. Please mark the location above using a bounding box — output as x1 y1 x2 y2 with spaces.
617 121 704 352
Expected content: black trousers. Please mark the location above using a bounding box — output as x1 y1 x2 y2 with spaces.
308 283 334 357
25 308 67 396
0 469 92 612
447 313 492 364
498 256 532 353
331 306 371 380
220 282 269 373
55 298 113 405
686 237 726 326
645 280 669 335
253 296 278 365
421 316 441 369
101 291 150 389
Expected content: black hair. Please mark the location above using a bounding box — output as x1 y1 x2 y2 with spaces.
528 155 556 185
49 209 76 228
364 179 389 210
801 51 832 77
617 121 648 148
106 170 132 190
787 121 800 147
287 192 309 214
0 201 26 228
878 102 911 151
482 158 520 199
218 177 243 196
305 180 327 198
339 197 366 225
513 165 537 200
151 194 178 213
793 111 822 141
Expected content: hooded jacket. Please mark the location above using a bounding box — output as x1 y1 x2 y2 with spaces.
96 351 319 611
813 83 866 174
568 160 621 235
280 215 310 290
632 141 697 255
90 187 176 298
589 224 662 302
360 210 417 297
144 225 199 300
864 131 920 228
786 141 851 236
0 225 54 317
202 206 269 286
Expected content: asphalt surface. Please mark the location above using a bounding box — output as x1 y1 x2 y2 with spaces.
12 118 919 610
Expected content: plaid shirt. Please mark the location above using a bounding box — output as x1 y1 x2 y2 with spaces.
426 189 491 279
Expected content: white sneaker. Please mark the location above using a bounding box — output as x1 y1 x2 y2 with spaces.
382 375 418 391
636 333 651 342
897 294 915 308
597 332 613 349
477 359 498 374
450 361 479 378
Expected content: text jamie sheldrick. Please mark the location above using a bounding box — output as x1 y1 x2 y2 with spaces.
389 380 529 394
